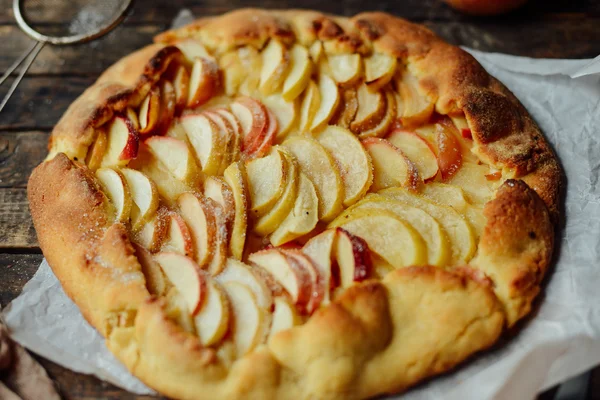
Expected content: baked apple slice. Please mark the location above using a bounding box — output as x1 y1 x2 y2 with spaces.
298 80 320 132
343 194 450 267
180 113 226 177
175 39 214 64
121 168 159 231
251 109 278 158
223 282 267 356
96 167 132 223
268 297 301 339
310 73 340 132
205 197 230 276
177 193 217 268
280 249 324 314
245 147 288 218
253 150 299 235
259 39 290 95
282 136 344 222
138 86 160 135
420 182 469 212
329 207 427 268
316 125 373 207
230 97 268 153
327 53 363 88
214 108 242 162
100 114 139 168
202 110 235 175
446 162 496 206
172 65 190 115
134 210 168 253
203 176 235 226
330 87 358 129
269 172 319 246
357 90 397 138
301 229 336 305
379 187 476 263
164 287 195 334
282 44 312 101
362 137 420 192
153 81 177 136
396 69 435 128
435 122 463 181
145 136 200 185
85 129 108 171
223 161 249 260
349 83 386 133
193 279 230 346
260 94 297 139
309 40 323 64
154 252 207 316
161 212 195 258
248 249 312 310
187 57 220 108
387 129 439 180
133 243 167 296
334 228 372 288
364 53 397 92
215 258 273 311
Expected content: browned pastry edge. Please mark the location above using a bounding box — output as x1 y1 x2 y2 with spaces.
27 8 561 400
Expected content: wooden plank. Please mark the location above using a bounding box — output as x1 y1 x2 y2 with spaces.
0 131 49 188
0 189 37 249
0 253 42 308
0 0 597 24
0 25 160 75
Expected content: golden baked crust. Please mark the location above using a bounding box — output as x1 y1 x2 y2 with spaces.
27 9 561 399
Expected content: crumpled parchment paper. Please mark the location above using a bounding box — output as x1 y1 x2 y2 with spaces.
2 13 600 398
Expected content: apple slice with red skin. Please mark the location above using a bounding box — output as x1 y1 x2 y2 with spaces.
248 248 312 311
230 97 269 154
100 114 139 167
154 252 207 316
435 122 463 181
250 109 278 158
301 229 336 305
96 167 132 223
334 228 372 288
134 209 169 253
361 137 420 192
387 129 439 181
214 108 242 163
162 212 195 258
203 176 235 228
280 249 324 314
187 57 220 108
177 193 217 269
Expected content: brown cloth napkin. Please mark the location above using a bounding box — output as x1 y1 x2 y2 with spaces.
0 319 61 400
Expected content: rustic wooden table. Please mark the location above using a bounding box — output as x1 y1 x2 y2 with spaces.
0 0 599 398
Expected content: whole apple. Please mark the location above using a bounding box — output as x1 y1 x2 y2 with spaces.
443 0 528 15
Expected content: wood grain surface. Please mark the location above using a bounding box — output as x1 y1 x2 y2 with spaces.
0 0 598 399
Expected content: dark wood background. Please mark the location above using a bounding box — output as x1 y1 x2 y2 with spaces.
0 0 599 398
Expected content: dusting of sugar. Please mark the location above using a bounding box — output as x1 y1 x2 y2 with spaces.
69 4 114 36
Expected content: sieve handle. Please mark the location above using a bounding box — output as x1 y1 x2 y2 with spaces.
0 41 44 113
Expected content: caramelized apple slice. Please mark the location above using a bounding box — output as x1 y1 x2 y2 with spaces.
154 252 207 316
223 161 249 260
175 39 214 64
328 53 363 88
248 249 312 309
269 172 319 246
187 57 220 108
86 128 107 171
121 168 159 231
145 136 200 184
317 125 373 207
173 65 190 115
357 90 397 138
334 228 372 288
96 167 132 223
379 187 476 263
259 39 290 95
194 279 230 346
138 86 160 135
365 53 397 92
362 137 420 192
309 40 324 63
387 129 439 180
268 297 301 339
133 243 167 296
223 282 266 356
177 193 217 268
301 229 335 305
350 83 386 133
282 136 344 222
216 258 273 310
180 114 226 177
329 208 427 268
396 69 435 128
330 87 358 129
100 114 139 167
435 122 463 181
298 80 320 132
246 147 288 218
310 73 340 132
282 44 312 101
253 150 299 235
153 80 176 136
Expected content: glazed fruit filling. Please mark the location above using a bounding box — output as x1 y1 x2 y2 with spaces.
84 37 505 360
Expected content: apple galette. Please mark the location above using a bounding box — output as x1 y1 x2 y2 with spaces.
28 9 561 400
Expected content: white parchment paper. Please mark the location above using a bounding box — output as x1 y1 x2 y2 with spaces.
3 26 600 398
